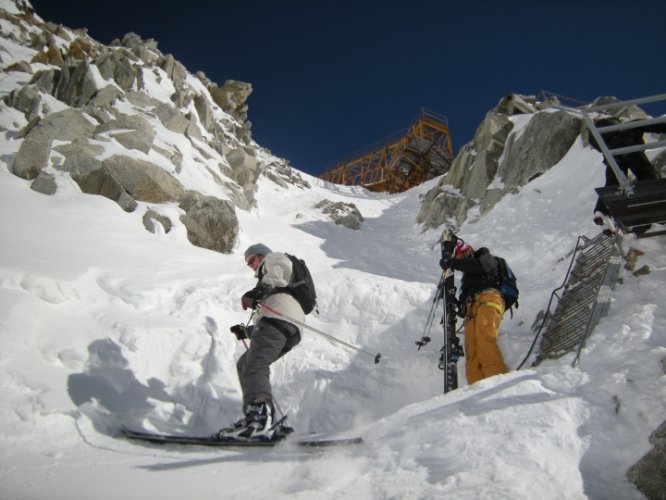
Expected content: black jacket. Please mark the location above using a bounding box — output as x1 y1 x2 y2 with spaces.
450 247 499 303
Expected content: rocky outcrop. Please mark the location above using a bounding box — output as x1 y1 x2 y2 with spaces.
99 155 184 203
179 192 238 253
95 114 155 153
417 95 583 230
11 135 51 179
143 209 173 234
0 1 313 254
628 419 666 500
208 79 252 123
314 200 364 230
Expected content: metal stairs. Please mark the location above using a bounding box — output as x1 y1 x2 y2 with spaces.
525 232 623 367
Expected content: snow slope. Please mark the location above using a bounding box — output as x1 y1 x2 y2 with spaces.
1 134 665 499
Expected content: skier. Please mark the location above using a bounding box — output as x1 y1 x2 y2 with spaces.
217 243 303 439
439 242 508 384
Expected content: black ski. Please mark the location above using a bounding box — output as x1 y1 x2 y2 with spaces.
120 426 363 448
438 231 464 393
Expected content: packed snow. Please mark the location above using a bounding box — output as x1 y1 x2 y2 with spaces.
1 135 665 499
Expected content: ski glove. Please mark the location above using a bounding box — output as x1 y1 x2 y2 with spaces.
241 283 271 310
230 324 249 340
439 258 453 270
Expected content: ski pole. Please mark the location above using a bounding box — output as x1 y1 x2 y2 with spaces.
416 271 445 349
257 303 382 364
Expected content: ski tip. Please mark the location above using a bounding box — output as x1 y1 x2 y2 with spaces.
297 436 364 447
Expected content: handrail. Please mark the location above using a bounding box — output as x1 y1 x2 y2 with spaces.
517 235 587 369
550 93 666 197
518 232 620 369
571 233 621 367
580 93 666 112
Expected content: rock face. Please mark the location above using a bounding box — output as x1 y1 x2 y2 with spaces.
627 419 666 500
417 94 584 230
0 1 308 254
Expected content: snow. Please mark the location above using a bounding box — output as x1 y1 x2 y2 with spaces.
1 136 665 499
1 1 665 497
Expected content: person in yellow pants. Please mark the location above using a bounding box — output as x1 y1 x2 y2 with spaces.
440 242 508 384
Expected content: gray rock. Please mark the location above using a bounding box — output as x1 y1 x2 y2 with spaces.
627 420 666 500
142 209 173 233
71 166 137 212
5 60 33 74
226 147 261 189
314 200 364 230
29 67 58 96
209 80 252 121
161 53 187 90
20 107 97 143
124 90 162 109
499 110 582 194
56 150 182 211
101 155 184 203
4 85 41 120
179 191 238 253
95 50 139 92
53 61 100 107
193 93 215 133
417 101 582 229
30 171 57 195
153 103 189 134
12 136 51 179
85 84 123 110
55 142 105 173
95 113 155 153
119 33 161 65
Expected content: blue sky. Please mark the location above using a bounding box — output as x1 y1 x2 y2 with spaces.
30 0 666 176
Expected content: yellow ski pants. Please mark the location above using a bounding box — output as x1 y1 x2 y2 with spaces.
464 289 508 384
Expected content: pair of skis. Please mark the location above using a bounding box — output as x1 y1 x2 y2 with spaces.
120 425 362 449
439 267 463 393
417 230 464 393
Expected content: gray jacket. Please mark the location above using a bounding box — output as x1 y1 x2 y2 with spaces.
253 252 304 333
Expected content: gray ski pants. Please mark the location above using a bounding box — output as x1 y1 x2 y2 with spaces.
237 318 300 411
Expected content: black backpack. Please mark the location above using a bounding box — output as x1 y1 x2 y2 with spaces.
277 254 318 314
481 255 519 313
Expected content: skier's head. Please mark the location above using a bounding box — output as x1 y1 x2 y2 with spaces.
244 243 272 258
244 243 272 270
454 241 474 258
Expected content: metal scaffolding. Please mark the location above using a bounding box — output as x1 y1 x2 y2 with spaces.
320 108 454 193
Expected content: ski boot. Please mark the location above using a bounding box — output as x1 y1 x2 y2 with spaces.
215 400 275 441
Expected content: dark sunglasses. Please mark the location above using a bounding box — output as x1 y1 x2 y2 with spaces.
246 255 259 267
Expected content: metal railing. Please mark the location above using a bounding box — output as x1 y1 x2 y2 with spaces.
553 93 666 196
519 232 622 368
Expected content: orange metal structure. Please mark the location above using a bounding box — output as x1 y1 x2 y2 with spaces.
320 109 454 193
